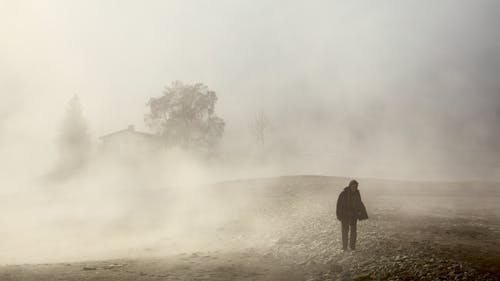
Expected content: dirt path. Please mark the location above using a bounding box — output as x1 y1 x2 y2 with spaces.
0 251 307 281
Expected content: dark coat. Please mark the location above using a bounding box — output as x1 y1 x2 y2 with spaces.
336 187 368 221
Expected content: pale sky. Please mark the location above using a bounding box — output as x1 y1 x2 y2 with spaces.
2 0 500 180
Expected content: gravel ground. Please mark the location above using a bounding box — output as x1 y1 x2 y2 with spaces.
269 211 499 281
1 176 499 280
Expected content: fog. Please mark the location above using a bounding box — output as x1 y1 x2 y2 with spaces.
1 0 500 264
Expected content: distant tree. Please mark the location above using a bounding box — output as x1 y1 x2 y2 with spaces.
250 110 270 148
56 95 91 173
145 81 225 151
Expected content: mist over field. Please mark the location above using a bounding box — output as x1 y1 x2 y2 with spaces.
2 0 500 182
0 1 500 278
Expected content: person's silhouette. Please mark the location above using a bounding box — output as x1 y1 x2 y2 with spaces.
336 180 368 251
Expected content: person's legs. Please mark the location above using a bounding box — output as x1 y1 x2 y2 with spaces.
341 219 349 250
349 218 357 250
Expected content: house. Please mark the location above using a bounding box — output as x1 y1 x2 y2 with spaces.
99 125 162 155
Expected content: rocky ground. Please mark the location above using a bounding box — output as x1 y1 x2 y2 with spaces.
269 211 500 281
0 176 499 280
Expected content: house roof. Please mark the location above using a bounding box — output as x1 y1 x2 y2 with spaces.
99 126 158 140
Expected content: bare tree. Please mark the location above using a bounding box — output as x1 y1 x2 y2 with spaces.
250 110 270 148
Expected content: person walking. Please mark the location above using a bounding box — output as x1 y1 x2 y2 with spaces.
336 180 368 251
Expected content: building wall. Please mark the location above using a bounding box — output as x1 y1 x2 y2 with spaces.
101 131 160 156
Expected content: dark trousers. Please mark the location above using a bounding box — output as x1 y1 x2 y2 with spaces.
341 218 357 250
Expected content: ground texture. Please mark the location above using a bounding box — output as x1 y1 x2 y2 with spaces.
1 176 499 280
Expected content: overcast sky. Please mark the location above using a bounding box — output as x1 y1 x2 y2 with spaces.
1 0 500 180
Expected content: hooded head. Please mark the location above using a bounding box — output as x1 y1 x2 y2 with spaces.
348 179 359 192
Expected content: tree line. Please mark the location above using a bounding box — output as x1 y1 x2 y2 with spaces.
50 81 270 179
